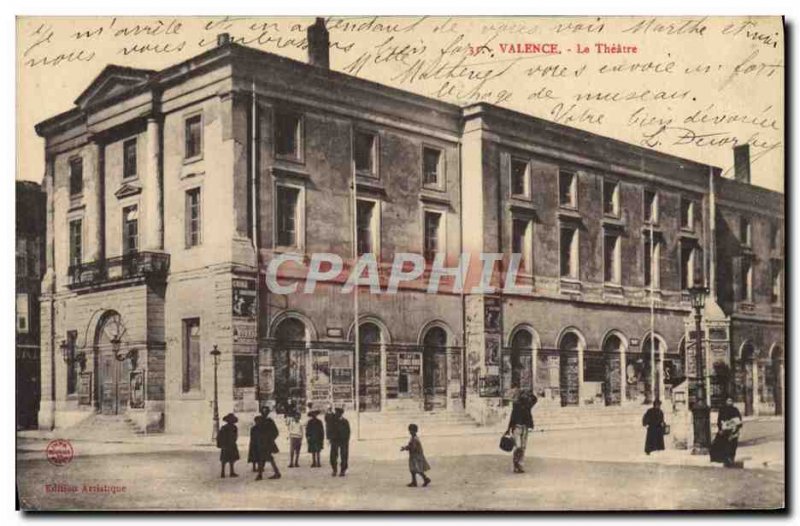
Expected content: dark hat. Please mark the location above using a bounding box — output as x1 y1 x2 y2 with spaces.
335 407 344 414
223 413 238 424
308 410 321 417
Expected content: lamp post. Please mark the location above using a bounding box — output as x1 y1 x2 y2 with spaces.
689 284 711 453
210 345 221 442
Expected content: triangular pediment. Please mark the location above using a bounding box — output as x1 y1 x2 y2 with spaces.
75 65 155 110
114 182 143 200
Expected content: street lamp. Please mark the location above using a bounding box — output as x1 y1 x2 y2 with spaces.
689 284 711 453
210 345 221 442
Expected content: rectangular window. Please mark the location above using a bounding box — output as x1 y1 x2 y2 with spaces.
771 260 782 304
66 330 78 395
740 217 752 247
356 199 378 255
512 218 533 272
680 243 695 290
423 211 442 263
740 258 753 302
423 147 443 187
276 185 300 248
69 157 83 196
182 318 201 393
185 188 201 248
603 180 620 216
680 198 694 230
559 170 577 208
274 111 302 159
560 226 578 278
69 219 82 267
644 189 658 224
604 232 621 284
122 205 139 255
184 114 203 160
16 293 29 333
234 355 256 388
16 238 28 278
511 158 530 198
354 131 377 176
644 239 661 289
123 138 137 179
770 222 779 251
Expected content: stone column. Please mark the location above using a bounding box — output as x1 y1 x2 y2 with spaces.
619 345 627 404
577 346 584 406
380 343 387 411
143 117 163 251
38 158 56 430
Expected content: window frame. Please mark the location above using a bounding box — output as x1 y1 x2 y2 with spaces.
69 156 84 197
559 224 579 279
354 129 379 178
122 204 139 256
643 188 659 225
740 217 752 247
770 259 782 305
122 137 138 180
510 156 531 200
643 238 662 290
355 197 381 258
558 169 577 209
185 187 202 249
68 218 83 267
16 293 29 333
511 216 534 274
183 112 204 162
273 181 306 251
273 109 305 163
680 242 696 291
422 206 447 264
602 179 620 217
740 257 753 303
680 197 694 231
603 230 621 285
422 144 445 190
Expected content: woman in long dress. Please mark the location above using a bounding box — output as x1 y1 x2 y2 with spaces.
710 397 743 467
642 399 666 455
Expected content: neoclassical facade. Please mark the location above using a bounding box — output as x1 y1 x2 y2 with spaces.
34 22 784 436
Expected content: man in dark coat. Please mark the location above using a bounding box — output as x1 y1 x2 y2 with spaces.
259 406 282 479
217 413 240 478
329 407 351 477
642 399 666 455
506 390 537 473
710 397 743 467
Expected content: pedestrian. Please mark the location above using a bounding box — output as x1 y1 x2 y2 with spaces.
258 406 282 479
247 415 262 472
329 406 351 477
306 410 325 468
287 412 304 468
642 399 666 455
324 405 335 443
401 423 431 487
506 390 537 473
710 397 743 467
216 413 240 478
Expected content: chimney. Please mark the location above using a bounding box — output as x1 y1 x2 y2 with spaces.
307 18 330 68
217 33 231 47
733 144 751 184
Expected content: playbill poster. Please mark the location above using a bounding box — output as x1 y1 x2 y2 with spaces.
15 15 784 511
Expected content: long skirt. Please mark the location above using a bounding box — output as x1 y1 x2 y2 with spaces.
710 433 738 464
644 425 665 454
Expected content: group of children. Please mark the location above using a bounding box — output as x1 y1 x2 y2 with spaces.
217 404 432 487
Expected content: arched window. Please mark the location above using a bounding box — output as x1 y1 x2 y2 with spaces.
358 322 383 413
422 326 448 411
558 330 582 406
273 317 307 414
600 334 624 406
510 330 533 391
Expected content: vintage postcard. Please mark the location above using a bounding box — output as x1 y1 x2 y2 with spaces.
15 15 784 511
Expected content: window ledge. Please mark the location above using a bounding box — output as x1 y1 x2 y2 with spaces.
603 283 624 296
183 155 203 166
557 207 582 221
179 391 206 401
275 153 304 165
420 192 451 208
559 278 582 295
272 165 311 181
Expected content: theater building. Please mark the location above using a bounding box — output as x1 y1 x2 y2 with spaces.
35 20 783 437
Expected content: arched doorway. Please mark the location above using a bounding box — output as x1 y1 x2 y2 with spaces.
273 317 307 415
422 326 447 411
741 342 756 416
601 334 625 406
509 329 533 393
95 311 132 415
558 330 582 407
358 322 382 412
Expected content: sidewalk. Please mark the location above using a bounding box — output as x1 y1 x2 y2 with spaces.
17 417 783 472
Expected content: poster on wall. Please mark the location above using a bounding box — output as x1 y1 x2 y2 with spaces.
485 334 501 366
129 370 145 409
484 297 501 332
232 278 257 319
258 366 274 400
331 368 353 385
310 350 331 385
479 375 501 397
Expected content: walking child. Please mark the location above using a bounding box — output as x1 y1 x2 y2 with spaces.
306 410 325 468
287 411 304 468
400 423 431 487
216 413 240 478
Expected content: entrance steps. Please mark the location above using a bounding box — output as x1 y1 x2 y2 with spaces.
64 413 145 441
356 409 481 439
